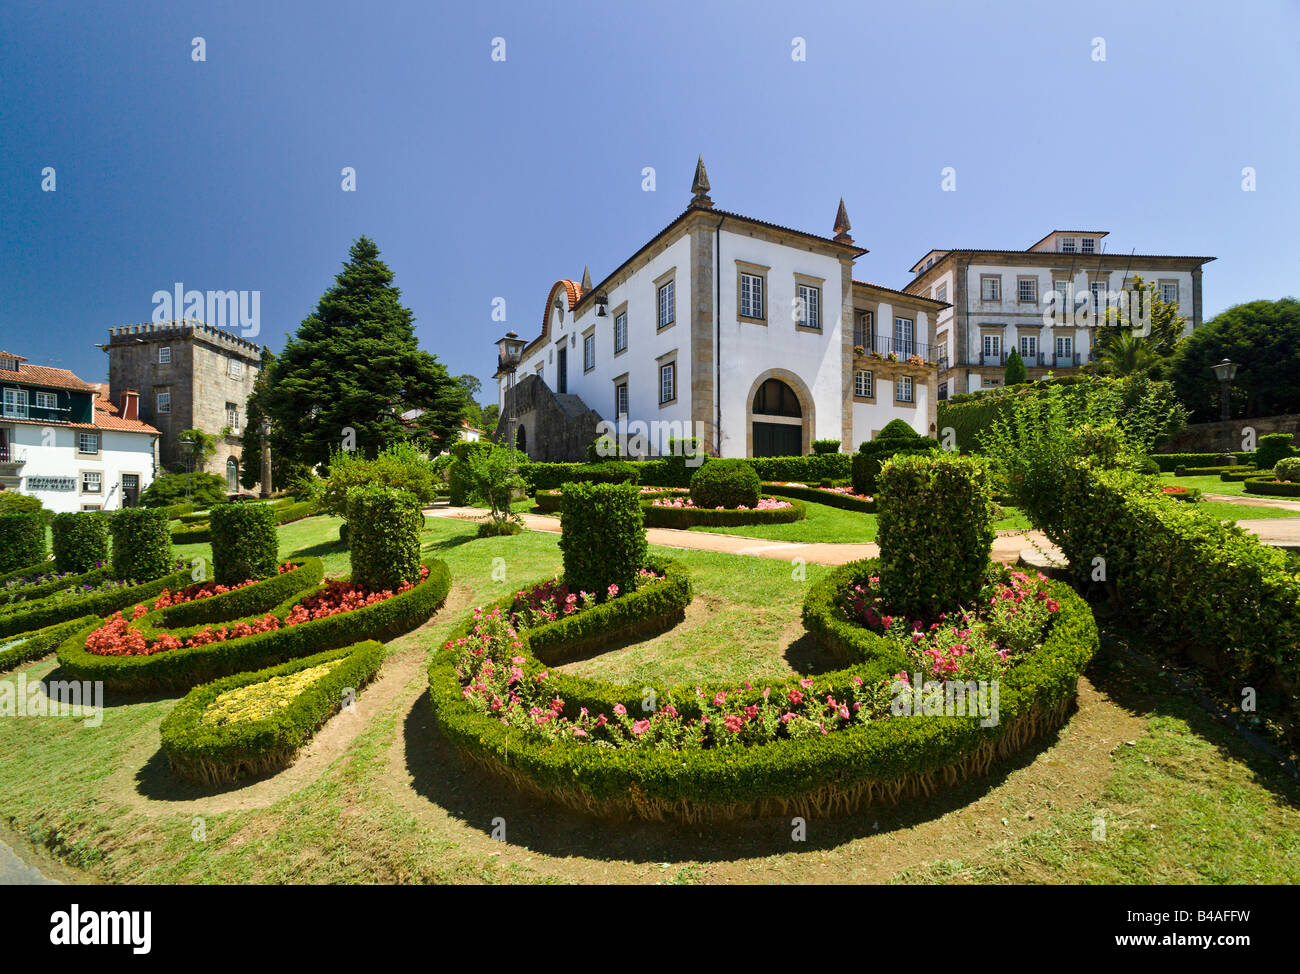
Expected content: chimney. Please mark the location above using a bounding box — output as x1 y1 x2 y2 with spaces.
119 389 139 421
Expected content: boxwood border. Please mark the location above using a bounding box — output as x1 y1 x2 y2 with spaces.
1243 476 1300 497
427 557 1096 823
0 615 100 672
153 558 325 630
761 483 876 513
0 564 111 610
159 640 386 786
57 557 451 693
0 564 196 639
640 496 806 529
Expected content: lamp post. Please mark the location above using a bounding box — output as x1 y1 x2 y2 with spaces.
495 331 527 456
1210 358 1238 423
179 434 194 502
260 418 272 498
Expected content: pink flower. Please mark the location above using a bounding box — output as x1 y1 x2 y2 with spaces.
613 703 627 716
607 583 620 597
632 720 650 735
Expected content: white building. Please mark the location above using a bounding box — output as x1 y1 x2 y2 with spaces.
496 159 946 461
903 231 1215 398
0 351 159 513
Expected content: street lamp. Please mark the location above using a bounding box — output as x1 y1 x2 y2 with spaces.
179 434 194 502
1211 358 1238 422
495 331 527 456
260 418 272 499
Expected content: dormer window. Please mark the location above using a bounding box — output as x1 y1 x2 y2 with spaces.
1060 237 1077 253
0 357 17 372
1081 238 1096 254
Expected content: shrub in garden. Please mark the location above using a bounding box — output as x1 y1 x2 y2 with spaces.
210 503 279 586
0 511 46 575
558 482 646 598
139 471 228 509
51 511 109 575
1275 457 1300 483
876 453 994 619
0 492 51 525
1256 433 1298 472
690 458 760 509
851 421 940 495
322 441 441 518
1003 348 1028 385
345 486 422 591
109 507 174 582
447 440 489 506
811 439 841 454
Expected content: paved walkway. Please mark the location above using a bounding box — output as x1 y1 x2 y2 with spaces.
1203 492 1300 512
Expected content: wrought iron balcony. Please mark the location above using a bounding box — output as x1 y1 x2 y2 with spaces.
851 333 941 362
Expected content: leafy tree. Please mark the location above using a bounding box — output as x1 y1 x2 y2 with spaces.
178 428 218 474
320 441 441 519
455 374 483 429
139 472 228 508
479 403 500 438
261 236 467 467
1004 348 1028 385
465 441 526 532
240 347 281 491
1090 275 1186 377
1166 298 1300 421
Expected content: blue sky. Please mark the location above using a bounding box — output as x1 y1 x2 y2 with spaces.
1 0 1296 397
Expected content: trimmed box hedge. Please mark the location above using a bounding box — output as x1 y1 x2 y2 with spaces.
0 615 100 672
762 483 876 513
110 507 174 582
153 558 325 630
0 512 46 575
50 512 110 575
210 503 279 586
1151 452 1254 472
0 564 110 609
0 563 194 640
427 557 1096 822
57 557 450 692
170 524 211 545
640 496 806 529
523 454 855 494
1243 476 1300 497
346 486 423 592
558 482 647 598
159 640 386 785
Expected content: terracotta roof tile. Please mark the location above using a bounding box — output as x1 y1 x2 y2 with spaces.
0 363 98 392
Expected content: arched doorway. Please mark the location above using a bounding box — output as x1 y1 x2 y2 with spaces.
748 374 811 457
513 423 527 457
225 457 239 491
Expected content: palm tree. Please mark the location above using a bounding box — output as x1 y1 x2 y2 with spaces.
1090 329 1161 377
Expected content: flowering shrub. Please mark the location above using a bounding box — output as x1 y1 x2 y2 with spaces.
200 659 343 727
152 562 296 609
85 565 430 658
506 567 662 629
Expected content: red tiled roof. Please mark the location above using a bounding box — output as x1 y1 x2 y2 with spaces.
0 363 98 392
93 399 159 434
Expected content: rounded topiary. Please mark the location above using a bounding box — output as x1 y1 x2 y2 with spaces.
109 507 174 582
1275 457 1300 483
345 485 422 591
209 502 279 585
0 511 47 575
811 439 841 455
1256 433 1297 473
851 422 940 496
558 481 647 598
690 459 760 509
50 511 109 575
876 453 995 619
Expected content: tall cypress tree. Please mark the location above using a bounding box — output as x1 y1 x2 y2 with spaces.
263 236 465 467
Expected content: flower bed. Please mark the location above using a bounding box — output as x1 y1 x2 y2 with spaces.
0 562 197 640
762 481 876 513
427 557 1096 823
0 563 110 608
535 487 686 514
0 615 100 672
160 640 386 786
152 559 324 629
640 495 807 529
1243 476 1300 498
57 558 450 692
1160 485 1203 503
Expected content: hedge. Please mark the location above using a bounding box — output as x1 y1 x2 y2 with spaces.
57 557 450 692
0 512 46 575
110 508 174 582
0 615 99 672
170 524 211 545
1151 451 1255 472
346 486 423 592
1174 464 1256 477
523 455 854 493
176 511 212 525
153 558 325 630
761 483 876 513
0 563 194 640
1256 433 1298 472
0 564 110 609
1243 476 1300 497
159 640 386 785
50 512 110 575
273 500 322 525
427 558 1096 822
640 496 806 529
558 482 647 597
851 426 941 496
210 503 279 586
691 458 760 509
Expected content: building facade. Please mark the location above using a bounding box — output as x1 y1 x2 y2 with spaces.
0 351 158 513
903 231 1215 399
496 160 945 461
105 320 264 489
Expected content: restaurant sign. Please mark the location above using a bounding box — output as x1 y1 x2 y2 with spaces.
24 476 76 491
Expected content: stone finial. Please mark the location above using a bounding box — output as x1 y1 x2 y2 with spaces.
581 266 592 291
691 155 713 208
833 198 853 244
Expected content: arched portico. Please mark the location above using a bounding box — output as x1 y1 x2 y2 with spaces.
745 369 816 457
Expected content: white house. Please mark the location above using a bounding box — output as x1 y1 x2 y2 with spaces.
495 159 946 461
903 231 1215 398
0 351 159 513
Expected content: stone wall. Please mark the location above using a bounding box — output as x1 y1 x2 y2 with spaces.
496 374 603 462
1160 413 1300 453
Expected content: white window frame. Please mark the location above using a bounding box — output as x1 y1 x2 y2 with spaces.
35 391 58 410
1060 237 1077 253
77 431 99 455
1017 278 1038 303
657 281 675 329
225 402 240 432
228 359 243 378
659 362 676 404
583 334 595 372
980 276 1001 301
895 376 914 403
983 333 1002 360
1160 281 1179 305
796 284 821 328
1081 238 1096 254
1090 281 1107 314
2 388 28 419
935 283 947 303
1019 335 1038 360
894 317 914 355
855 311 874 349
1056 336 1074 360
156 392 171 413
81 471 102 493
854 369 873 398
615 382 628 418
740 273 765 319
158 346 171 364
614 312 627 353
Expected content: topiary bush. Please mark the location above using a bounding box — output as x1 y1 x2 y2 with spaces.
50 511 109 575
811 439 841 454
0 511 47 575
209 502 279 585
1275 457 1300 483
690 458 760 510
109 507 174 582
1257 432 1298 472
558 482 646 598
851 422 941 495
345 486 422 591
876 453 995 619
139 471 228 509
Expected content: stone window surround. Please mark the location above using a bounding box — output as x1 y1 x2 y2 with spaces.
793 272 825 332
979 274 1002 302
76 430 101 458
155 389 171 414
1016 275 1039 303
853 368 875 402
735 259 769 324
656 348 677 407
612 371 629 418
1158 278 1180 304
893 375 918 408
612 301 629 356
581 323 596 374
654 267 677 333
158 346 171 365
78 468 104 495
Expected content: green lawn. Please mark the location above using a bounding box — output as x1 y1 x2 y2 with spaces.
684 499 1033 543
3 513 1300 884
1159 471 1248 496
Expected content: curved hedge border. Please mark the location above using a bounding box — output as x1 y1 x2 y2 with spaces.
427 558 1097 823
1243 476 1300 497
0 564 110 609
762 483 876 513
274 500 323 525
171 524 211 545
640 496 806 529
0 558 53 587
160 640 386 785
154 559 325 630
58 558 450 693
0 615 99 672
534 488 683 515
0 564 196 640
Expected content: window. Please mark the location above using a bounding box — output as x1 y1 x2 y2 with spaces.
1053 279 1070 303
980 276 1001 301
854 369 874 398
657 281 675 329
1060 237 1077 253
81 471 102 493
615 382 628 417
80 504 101 512
982 334 1002 360
35 391 57 410
938 381 949 401
1056 336 1074 360
228 359 243 378
1090 281 1108 315
159 346 171 364
894 317 914 356
896 376 914 403
614 312 627 353
77 431 99 454
796 284 821 328
0 357 17 372
156 392 171 413
583 334 595 372
659 362 675 404
935 283 947 303
2 388 28 418
982 377 1002 387
1081 238 1096 254
1017 278 1038 303
225 402 240 432
854 311 874 349
1160 281 1179 305
1019 335 1038 360
740 273 765 319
